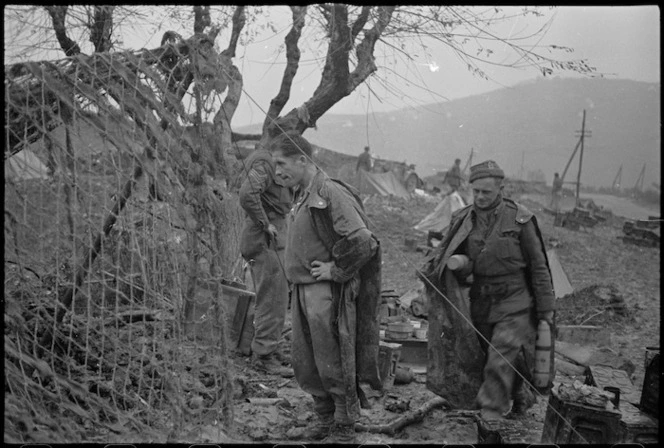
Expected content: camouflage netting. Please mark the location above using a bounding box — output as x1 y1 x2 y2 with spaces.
4 33 248 443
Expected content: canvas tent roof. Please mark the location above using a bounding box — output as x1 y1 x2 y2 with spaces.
351 169 411 199
546 248 574 299
413 191 467 233
5 149 49 181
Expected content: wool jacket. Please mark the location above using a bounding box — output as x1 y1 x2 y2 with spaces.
238 150 292 258
423 197 555 316
304 170 383 415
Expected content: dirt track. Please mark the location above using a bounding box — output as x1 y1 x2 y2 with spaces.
521 192 660 219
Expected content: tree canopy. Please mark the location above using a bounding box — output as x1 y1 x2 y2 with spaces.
5 5 596 145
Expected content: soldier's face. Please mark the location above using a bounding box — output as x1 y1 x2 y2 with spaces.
273 149 307 188
472 177 503 209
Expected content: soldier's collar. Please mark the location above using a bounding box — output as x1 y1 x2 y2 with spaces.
473 195 503 216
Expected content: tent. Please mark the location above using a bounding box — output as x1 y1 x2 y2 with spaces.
5 149 50 181
413 191 467 233
546 248 574 299
353 169 411 199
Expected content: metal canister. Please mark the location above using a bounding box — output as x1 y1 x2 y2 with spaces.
533 320 552 389
447 254 469 271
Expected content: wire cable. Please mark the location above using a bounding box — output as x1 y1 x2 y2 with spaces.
214 50 591 444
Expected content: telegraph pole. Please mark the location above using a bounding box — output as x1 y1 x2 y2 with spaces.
612 165 623 191
634 163 646 192
462 147 474 175
574 110 592 206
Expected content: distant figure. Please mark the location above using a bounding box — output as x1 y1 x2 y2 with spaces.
444 158 462 192
356 146 373 173
550 172 563 211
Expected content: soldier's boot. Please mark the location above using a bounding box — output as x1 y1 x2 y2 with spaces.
272 349 291 365
251 353 294 378
510 384 536 415
480 408 506 421
322 422 357 444
286 414 333 441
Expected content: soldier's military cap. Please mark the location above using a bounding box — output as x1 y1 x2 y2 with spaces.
469 160 505 183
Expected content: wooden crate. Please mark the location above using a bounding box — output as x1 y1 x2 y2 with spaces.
541 387 623 444
619 402 659 444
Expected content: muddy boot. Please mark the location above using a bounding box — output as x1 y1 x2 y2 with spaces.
323 422 357 444
287 414 334 441
510 384 536 415
480 408 506 421
273 349 291 365
251 353 294 378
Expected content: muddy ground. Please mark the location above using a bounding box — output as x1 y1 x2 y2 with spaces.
220 188 659 444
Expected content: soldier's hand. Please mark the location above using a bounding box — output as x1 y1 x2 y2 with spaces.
310 260 333 281
537 310 555 325
266 223 278 243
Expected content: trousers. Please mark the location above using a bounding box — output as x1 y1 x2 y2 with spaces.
249 247 289 356
291 282 354 424
550 191 562 211
473 308 536 414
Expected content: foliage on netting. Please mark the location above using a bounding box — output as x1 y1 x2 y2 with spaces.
4 33 249 443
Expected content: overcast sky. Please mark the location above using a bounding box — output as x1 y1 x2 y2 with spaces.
4 5 660 127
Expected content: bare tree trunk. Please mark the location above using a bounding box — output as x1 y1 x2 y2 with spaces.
193 6 211 34
216 6 246 178
44 6 82 56
89 6 115 53
263 6 396 139
222 6 246 59
261 6 307 137
214 65 243 180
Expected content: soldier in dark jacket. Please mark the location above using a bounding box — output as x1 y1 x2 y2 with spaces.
356 145 373 172
550 172 563 211
239 147 293 377
444 158 463 192
426 160 555 420
270 133 382 443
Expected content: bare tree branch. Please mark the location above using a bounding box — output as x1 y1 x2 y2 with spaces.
193 6 220 43
222 6 246 58
193 6 211 34
214 64 244 176
264 5 395 137
350 6 396 90
231 132 261 142
262 6 307 135
317 4 331 24
89 5 115 53
296 4 352 127
44 6 82 57
351 6 371 40
324 5 352 90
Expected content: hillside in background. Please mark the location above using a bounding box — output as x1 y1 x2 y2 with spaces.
236 78 660 189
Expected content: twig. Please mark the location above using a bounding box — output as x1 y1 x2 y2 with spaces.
355 396 449 435
102 309 172 326
579 309 604 325
246 397 287 406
